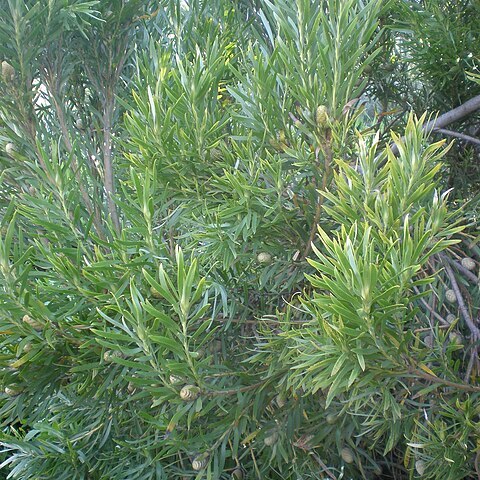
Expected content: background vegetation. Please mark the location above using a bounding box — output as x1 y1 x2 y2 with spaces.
0 0 479 479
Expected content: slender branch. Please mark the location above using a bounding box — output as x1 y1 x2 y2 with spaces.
45 74 106 241
475 450 480 480
191 316 308 326
443 254 479 285
389 94 480 155
99 38 130 236
379 109 407 135
464 346 478 383
205 379 267 396
311 453 338 480
102 92 121 234
413 286 450 326
424 95 480 131
433 128 480 147
414 325 450 333
409 367 480 392
303 134 332 259
440 255 480 340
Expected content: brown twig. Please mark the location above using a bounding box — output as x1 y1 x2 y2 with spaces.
303 135 332 259
372 109 406 139
311 453 338 480
464 345 478 384
133 8 159 23
410 367 480 392
412 286 450 327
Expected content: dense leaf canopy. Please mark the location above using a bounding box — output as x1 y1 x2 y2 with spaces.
0 1 479 479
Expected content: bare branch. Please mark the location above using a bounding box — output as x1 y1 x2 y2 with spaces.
413 286 450 327
102 93 121 234
442 255 479 285
464 346 478 384
44 74 106 240
433 128 480 147
303 134 332 260
311 453 338 480
98 40 129 236
389 94 480 155
410 367 480 392
440 255 480 341
425 95 480 131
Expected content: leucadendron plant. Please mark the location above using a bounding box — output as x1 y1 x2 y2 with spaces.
0 1 479 479
251 115 479 479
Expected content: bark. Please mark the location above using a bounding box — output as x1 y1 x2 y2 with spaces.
390 94 480 155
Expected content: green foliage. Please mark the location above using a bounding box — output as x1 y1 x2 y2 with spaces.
0 1 479 479
396 0 480 106
250 116 477 478
374 0 480 198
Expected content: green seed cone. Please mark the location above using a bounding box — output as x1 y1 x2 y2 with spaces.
415 459 426 476
4 386 22 396
445 289 456 303
315 105 329 127
150 286 162 298
1 61 15 82
231 467 244 479
264 430 279 446
326 413 336 425
257 252 272 264
461 257 476 271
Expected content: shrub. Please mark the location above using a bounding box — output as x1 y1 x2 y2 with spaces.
0 1 479 479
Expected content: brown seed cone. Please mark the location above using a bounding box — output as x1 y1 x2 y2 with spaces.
191 453 209 470
169 374 183 384
275 394 286 408
22 314 42 330
103 350 124 362
180 385 200 401
341 447 354 464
